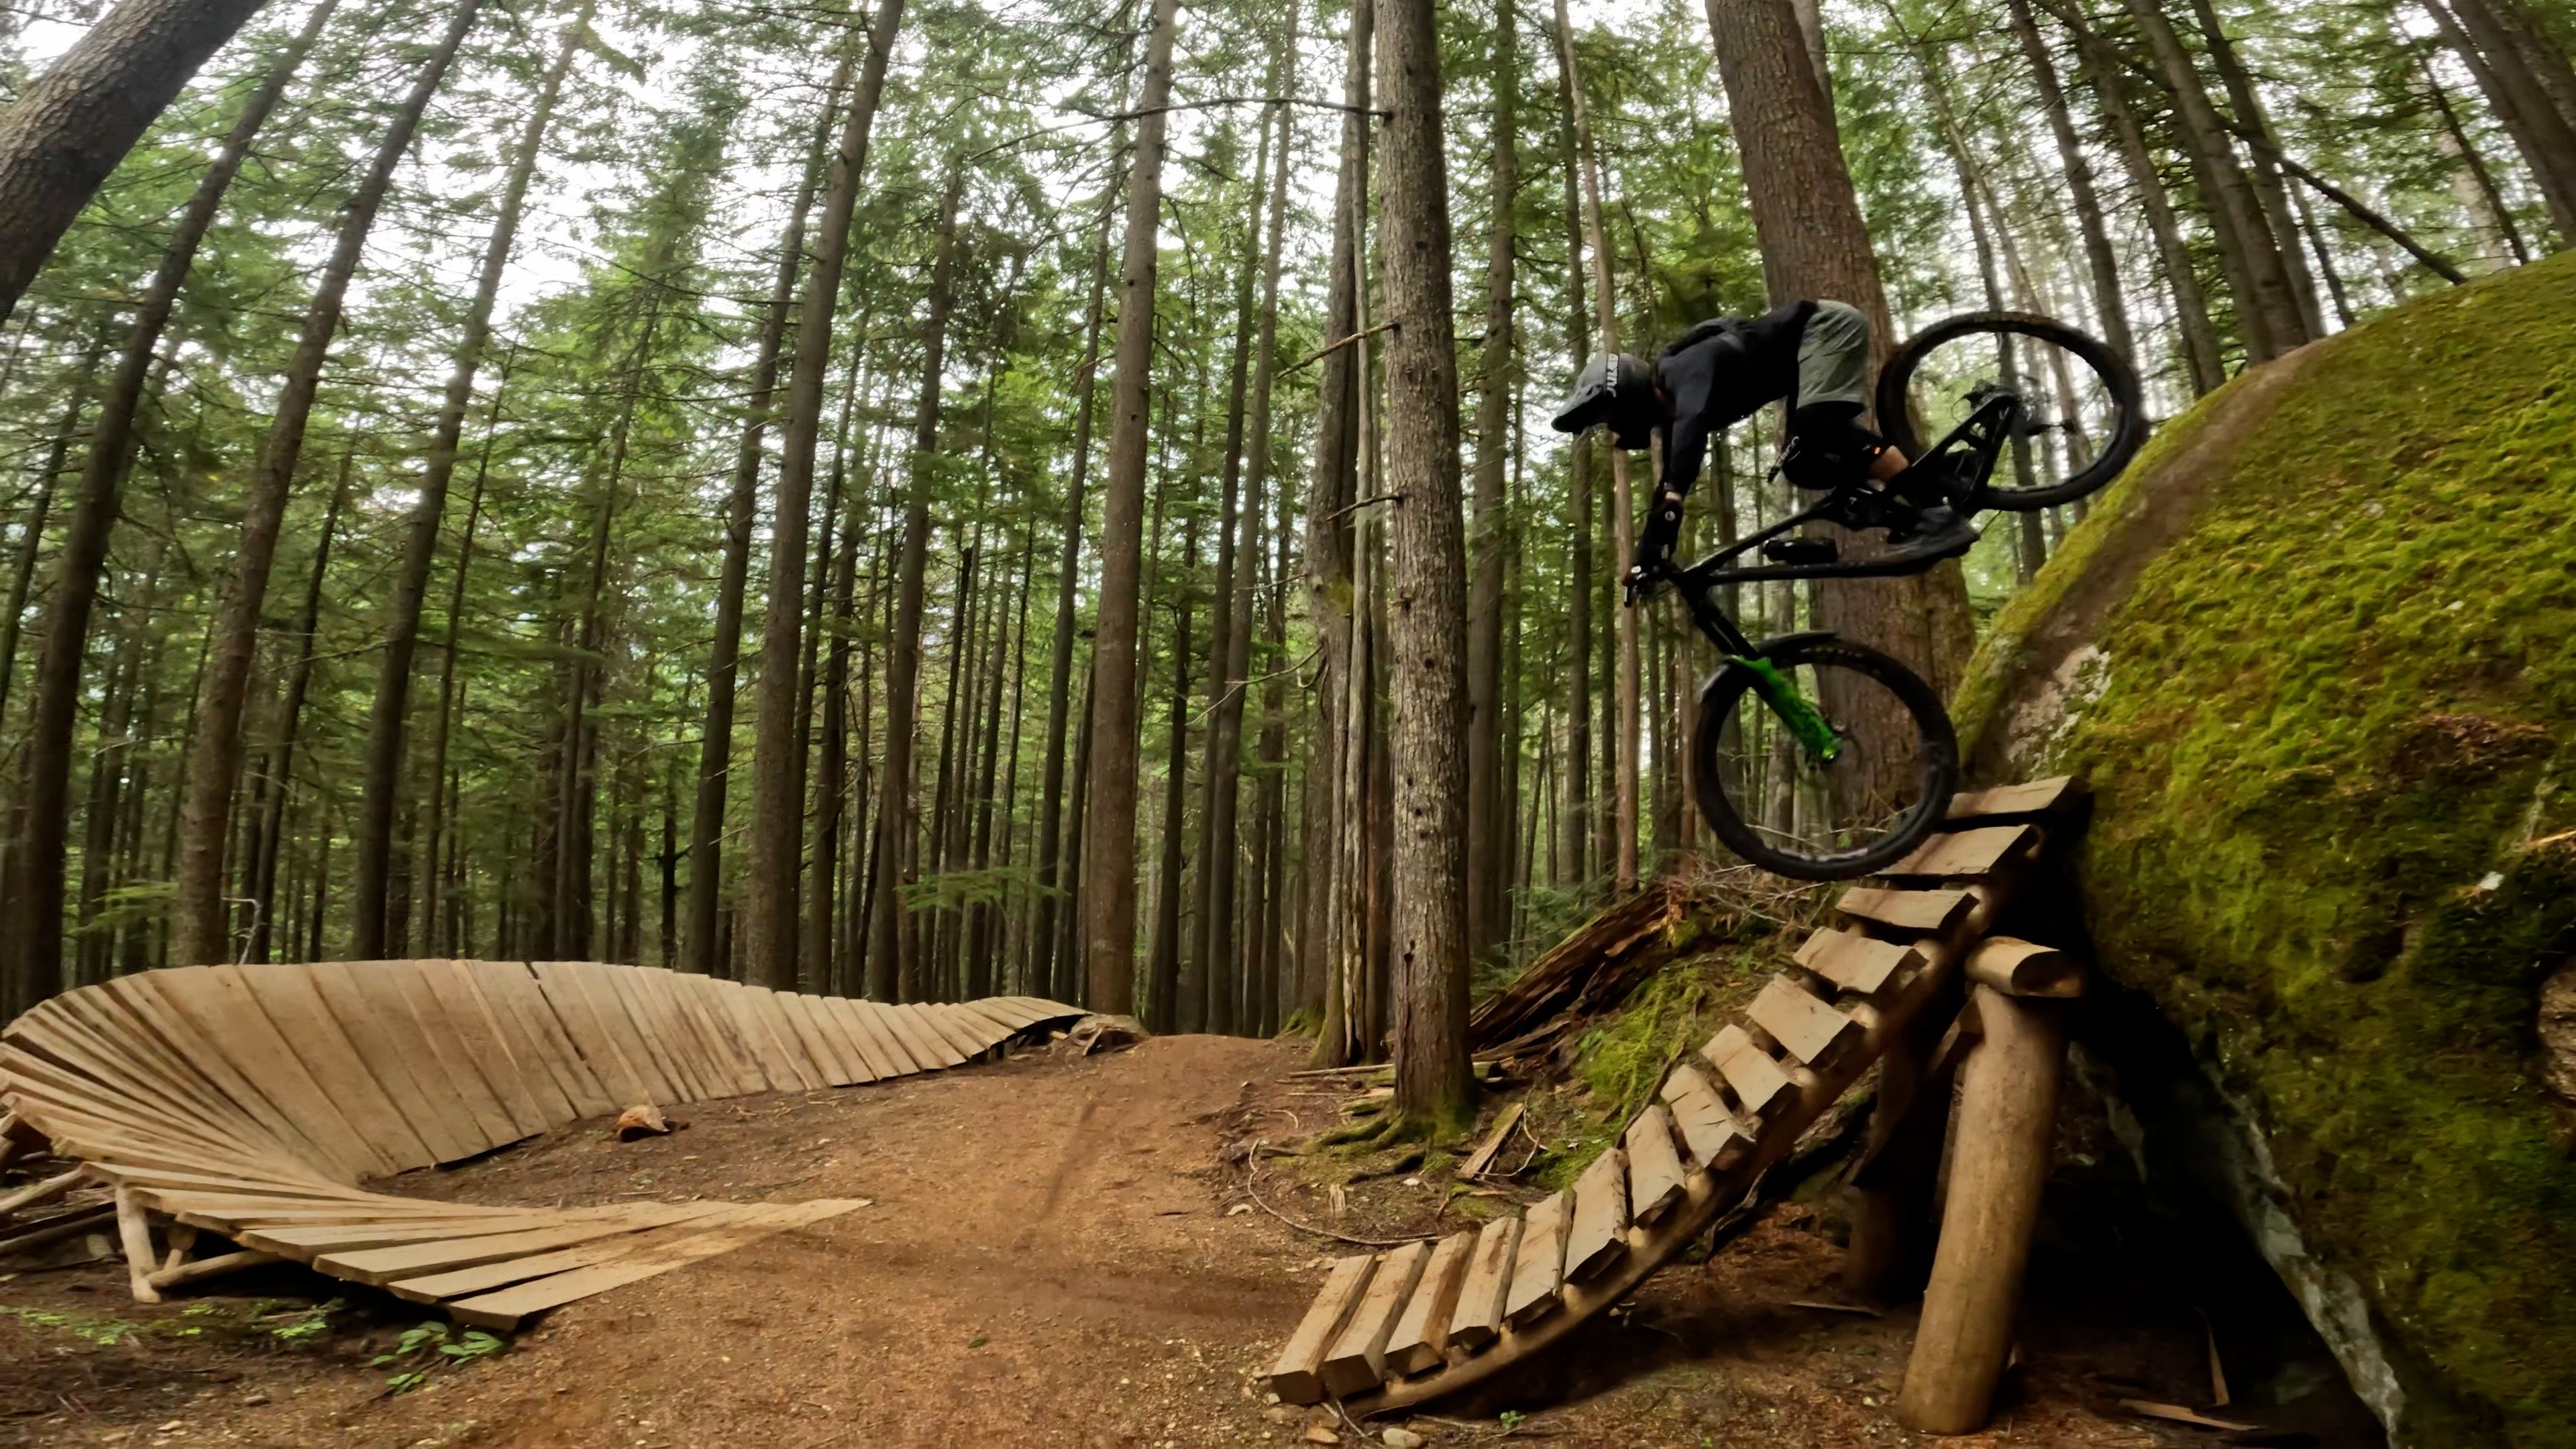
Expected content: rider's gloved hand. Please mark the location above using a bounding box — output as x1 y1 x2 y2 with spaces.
1624 488 1686 600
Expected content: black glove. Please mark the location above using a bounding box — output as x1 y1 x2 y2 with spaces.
1624 488 1686 601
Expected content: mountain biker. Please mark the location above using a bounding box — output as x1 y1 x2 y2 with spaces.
1550 298 1976 592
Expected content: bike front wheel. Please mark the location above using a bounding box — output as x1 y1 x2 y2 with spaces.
1692 636 1957 880
1875 311 2147 511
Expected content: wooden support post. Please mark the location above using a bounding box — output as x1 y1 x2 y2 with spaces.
1895 986 2068 1434
114 1185 164 1305
147 1249 280 1293
162 1222 200 1273
1841 1001 1951 1299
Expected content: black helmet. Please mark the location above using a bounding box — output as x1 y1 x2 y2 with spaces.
1551 352 1661 449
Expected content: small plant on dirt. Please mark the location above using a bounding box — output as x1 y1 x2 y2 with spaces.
266 1299 344 1344
3 1305 141 1346
372 1320 506 1394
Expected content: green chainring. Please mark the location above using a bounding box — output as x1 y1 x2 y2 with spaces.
1733 655 1843 763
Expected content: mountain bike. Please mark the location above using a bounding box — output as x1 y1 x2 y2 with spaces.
1642 311 2147 880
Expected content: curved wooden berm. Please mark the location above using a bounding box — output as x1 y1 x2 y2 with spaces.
0 959 1079 1327
1267 777 2086 1415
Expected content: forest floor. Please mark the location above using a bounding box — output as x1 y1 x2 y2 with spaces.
0 1032 2383 1448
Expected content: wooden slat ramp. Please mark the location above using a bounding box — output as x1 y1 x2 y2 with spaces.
1268 777 2086 1415
0 961 1079 1327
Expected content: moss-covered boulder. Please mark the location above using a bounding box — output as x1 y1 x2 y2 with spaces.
1953 254 2576 1446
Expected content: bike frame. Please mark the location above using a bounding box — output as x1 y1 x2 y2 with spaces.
1650 389 2025 660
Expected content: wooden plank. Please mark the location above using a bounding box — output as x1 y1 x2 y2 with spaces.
1944 776 2082 821
739 987 825 1091
451 961 581 1128
1563 1147 1629 1281
1703 1024 1796 1118
443 1199 859 1330
1658 1065 1752 1172
1384 1230 1474 1375
772 991 859 1087
1445 1216 1521 1352
314 1205 727 1285
1322 1240 1428 1397
1796 928 1927 998
949 1000 1028 1044
849 1000 924 1077
1885 824 2037 881
574 962 687 1106
1748 975 1863 1067
385 960 527 1152
94 973 335 1174
414 960 554 1140
1269 1254 1377 1405
530 961 655 1107
474 961 617 1118
1 1010 274 1167
1504 1191 1571 1328
148 966 395 1180
818 998 893 1081
303 962 485 1166
385 1215 745 1303
619 969 720 1102
1966 937 2082 998
704 979 804 1091
1622 1105 1688 1226
1834 885 1972 936
44 991 294 1161
669 973 768 1096
916 1004 994 1061
884 1004 967 1069
227 1215 603 1256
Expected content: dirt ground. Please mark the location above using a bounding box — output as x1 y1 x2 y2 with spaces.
0 1034 2383 1448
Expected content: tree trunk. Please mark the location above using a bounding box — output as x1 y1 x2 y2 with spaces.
2421 52 2531 265
2061 7 2226 392
2432 0 2576 237
2003 0 2133 359
0 377 89 735
1374 0 1474 1125
352 0 591 957
2183 0 2327 338
1557 0 1640 894
869 163 965 1003
684 59 845 976
247 448 353 964
1078 0 1184 1018
1148 517 1197 1034
1703 0 1974 794
413 367 504 954
0 0 275 322
746 0 906 991
168 0 486 971
1552 66 1594 886
1466 0 1517 959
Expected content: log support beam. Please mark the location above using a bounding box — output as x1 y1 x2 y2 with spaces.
1894 985 2068 1434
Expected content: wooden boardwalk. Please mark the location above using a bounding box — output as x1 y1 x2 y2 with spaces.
0 960 1079 1327
1269 777 2086 1414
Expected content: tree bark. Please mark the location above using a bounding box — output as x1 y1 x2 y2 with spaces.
168 0 485 971
1078 0 1184 1018
413 393 496 959
0 0 275 323
1466 0 1517 960
869 162 965 1003
684 58 846 975
1701 0 1974 796
1552 60 1594 886
747 0 906 991
2003 0 2133 359
1556 0 1640 894
352 0 591 957
0 376 89 736
2182 0 2326 337
2425 0 2576 240
246 448 352 963
1376 0 1475 1127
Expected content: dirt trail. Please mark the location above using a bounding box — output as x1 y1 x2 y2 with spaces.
0 1033 2377 1447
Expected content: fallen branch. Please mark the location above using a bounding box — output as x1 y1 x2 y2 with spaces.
1240 1144 1443 1249
0 1165 86 1221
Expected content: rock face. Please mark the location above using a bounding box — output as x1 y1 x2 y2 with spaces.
1951 254 2576 1446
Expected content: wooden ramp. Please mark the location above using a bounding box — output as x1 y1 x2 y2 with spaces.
0 960 1079 1326
1269 778 2086 1415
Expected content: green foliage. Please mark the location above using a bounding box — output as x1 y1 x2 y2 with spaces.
1954 252 2576 1446
372 1320 508 1394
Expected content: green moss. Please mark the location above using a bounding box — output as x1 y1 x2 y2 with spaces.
1954 254 2576 1446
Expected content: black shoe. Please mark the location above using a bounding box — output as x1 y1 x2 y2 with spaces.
1882 504 1978 561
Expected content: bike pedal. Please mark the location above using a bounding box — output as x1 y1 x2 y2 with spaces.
1761 537 1839 566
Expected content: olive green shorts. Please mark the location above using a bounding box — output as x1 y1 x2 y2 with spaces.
1794 299 1872 413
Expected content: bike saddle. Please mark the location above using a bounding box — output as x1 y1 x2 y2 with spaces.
1761 537 1839 566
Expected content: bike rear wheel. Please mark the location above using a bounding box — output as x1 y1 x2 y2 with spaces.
1693 636 1957 880
1874 311 2147 511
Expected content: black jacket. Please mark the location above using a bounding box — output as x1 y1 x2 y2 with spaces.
1654 299 1815 496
